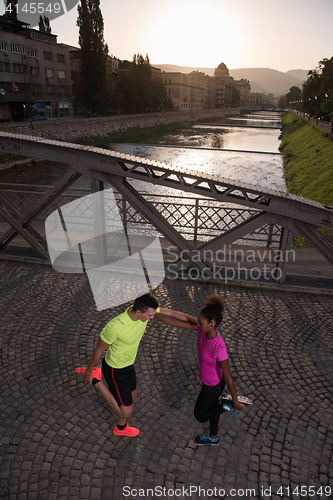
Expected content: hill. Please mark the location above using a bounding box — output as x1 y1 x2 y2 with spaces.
155 64 310 95
286 69 309 82
229 68 305 95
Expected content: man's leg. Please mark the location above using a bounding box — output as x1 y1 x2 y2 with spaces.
93 380 122 416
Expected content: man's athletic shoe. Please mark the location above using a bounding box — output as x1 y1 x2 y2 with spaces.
113 423 139 437
222 401 237 416
193 433 220 446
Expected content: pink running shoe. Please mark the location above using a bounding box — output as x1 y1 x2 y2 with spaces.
113 423 139 437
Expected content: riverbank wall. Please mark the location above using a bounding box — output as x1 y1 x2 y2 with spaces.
0 108 241 144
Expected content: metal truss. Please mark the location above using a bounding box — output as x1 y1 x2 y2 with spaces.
0 132 332 282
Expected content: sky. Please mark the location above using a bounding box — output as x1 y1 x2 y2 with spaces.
2 0 333 73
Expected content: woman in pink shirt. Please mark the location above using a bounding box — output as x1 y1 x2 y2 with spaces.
156 295 244 446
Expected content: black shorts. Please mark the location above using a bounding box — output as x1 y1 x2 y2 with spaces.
102 358 136 407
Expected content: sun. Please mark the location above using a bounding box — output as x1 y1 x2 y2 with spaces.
150 1 243 68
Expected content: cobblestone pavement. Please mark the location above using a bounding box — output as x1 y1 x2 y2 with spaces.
0 261 332 500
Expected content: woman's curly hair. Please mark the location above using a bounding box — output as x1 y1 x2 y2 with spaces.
200 295 225 326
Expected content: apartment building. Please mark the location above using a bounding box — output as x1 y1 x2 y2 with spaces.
162 62 249 111
214 62 233 108
162 71 208 111
0 14 73 121
234 78 251 107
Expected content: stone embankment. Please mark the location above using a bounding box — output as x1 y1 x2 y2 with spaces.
0 108 240 143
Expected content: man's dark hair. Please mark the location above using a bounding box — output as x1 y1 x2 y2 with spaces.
133 293 159 312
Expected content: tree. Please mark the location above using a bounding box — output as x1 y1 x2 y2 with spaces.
301 58 333 120
38 15 52 33
77 0 110 114
4 1 18 20
286 86 301 104
116 54 172 113
278 95 287 109
232 86 240 106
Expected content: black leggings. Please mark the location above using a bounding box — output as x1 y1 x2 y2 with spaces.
194 377 226 436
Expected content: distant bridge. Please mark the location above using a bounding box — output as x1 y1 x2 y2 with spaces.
0 132 332 284
262 104 276 111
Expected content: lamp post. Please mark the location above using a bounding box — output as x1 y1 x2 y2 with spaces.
22 54 33 129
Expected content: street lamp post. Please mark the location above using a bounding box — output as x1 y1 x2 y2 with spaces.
21 53 33 129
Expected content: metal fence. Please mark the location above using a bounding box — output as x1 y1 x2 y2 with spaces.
0 182 282 248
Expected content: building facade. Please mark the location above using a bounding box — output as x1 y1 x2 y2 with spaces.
0 15 73 121
214 62 233 108
234 78 251 107
162 71 210 111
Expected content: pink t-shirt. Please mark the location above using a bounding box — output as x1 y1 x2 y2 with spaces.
197 326 228 386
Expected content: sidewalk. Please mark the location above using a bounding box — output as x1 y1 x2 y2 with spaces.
0 260 332 500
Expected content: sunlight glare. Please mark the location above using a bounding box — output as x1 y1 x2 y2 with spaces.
151 1 242 67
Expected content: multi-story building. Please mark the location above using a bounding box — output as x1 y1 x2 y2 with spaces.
234 78 251 107
162 71 209 111
0 14 73 121
214 62 233 108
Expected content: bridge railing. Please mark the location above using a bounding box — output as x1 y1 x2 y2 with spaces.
0 182 282 249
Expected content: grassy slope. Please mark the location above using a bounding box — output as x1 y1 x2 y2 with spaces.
279 113 333 206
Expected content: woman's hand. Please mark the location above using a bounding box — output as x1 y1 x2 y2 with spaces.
233 400 245 412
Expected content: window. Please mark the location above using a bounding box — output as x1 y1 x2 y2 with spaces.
30 66 40 76
13 63 27 74
45 68 53 78
60 86 67 94
31 84 41 93
57 54 65 63
28 48 38 58
0 41 8 52
11 43 25 55
58 70 66 80
43 51 52 61
0 62 9 72
46 85 55 94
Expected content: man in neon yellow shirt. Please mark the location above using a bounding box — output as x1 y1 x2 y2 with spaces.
83 293 196 437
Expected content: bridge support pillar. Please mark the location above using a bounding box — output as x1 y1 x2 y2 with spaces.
273 227 293 284
91 178 108 266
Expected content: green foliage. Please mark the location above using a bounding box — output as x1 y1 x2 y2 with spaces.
278 95 287 109
301 57 333 120
286 86 301 104
279 112 333 205
114 54 173 114
77 0 110 114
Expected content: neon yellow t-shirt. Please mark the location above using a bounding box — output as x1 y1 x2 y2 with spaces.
101 306 160 369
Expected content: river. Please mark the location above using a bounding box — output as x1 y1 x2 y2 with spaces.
0 110 284 194
110 110 285 195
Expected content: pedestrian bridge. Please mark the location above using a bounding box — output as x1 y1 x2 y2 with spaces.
0 132 332 284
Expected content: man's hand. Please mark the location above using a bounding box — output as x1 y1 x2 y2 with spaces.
82 370 93 385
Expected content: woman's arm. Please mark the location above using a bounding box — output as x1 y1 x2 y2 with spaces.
155 312 197 330
158 307 198 325
220 359 244 412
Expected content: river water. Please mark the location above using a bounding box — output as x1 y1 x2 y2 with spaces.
110 111 285 195
0 110 284 194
